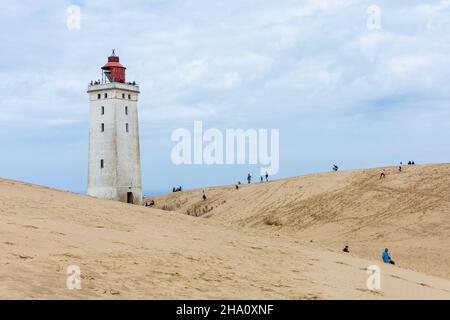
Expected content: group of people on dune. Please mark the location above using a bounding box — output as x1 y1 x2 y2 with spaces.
343 245 395 265
340 162 408 264
202 172 271 201
154 165 408 266
245 172 269 184
333 161 417 180
380 161 417 179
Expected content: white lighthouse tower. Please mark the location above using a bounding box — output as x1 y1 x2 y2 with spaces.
87 50 142 205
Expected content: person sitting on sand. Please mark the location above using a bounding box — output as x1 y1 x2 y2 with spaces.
343 245 349 253
379 169 386 179
382 248 395 265
235 184 239 190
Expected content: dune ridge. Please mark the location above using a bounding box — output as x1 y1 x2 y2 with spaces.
0 164 449 299
153 164 450 280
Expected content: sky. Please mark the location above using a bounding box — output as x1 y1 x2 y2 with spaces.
0 0 450 194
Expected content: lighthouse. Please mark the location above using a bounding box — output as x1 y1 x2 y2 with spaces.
87 50 142 205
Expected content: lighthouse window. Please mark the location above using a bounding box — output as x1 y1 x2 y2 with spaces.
128 94 131 99
101 106 104 115
104 93 108 98
122 93 125 99
125 106 128 115
101 123 104 132
126 123 129 132
97 93 101 99
100 159 104 169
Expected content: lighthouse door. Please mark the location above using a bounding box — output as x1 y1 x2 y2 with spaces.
127 192 133 204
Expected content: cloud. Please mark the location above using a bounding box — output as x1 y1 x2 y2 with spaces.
180 60 208 84
1 0 450 191
222 72 242 89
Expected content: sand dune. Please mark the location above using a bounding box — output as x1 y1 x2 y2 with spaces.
154 164 450 280
1 165 450 299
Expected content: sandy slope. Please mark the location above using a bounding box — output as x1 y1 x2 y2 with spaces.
0 174 449 299
153 164 450 280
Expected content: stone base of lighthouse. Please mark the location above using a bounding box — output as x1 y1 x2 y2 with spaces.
87 186 143 205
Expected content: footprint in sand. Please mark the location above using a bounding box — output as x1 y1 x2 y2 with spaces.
334 261 348 266
50 231 66 236
356 288 384 296
298 294 320 300
418 282 431 288
21 225 39 229
12 253 34 260
80 273 95 281
52 253 82 259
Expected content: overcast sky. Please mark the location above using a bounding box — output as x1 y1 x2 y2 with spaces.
1 0 450 194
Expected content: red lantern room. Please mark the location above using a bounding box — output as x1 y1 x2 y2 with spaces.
101 49 126 83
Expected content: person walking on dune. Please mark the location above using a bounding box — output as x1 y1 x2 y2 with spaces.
247 173 251 184
265 172 269 182
202 191 207 201
382 248 395 265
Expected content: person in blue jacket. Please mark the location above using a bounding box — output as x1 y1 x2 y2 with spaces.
382 248 395 265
